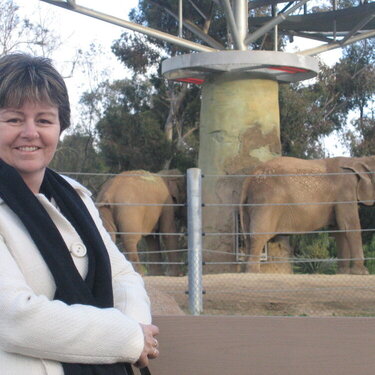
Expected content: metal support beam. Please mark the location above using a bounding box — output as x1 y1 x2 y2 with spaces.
187 168 203 316
41 0 375 58
272 5 278 51
188 0 207 20
288 31 335 43
245 0 310 45
249 0 302 10
299 30 375 56
147 0 224 50
179 0 183 38
40 0 216 53
203 2 215 35
220 0 245 50
233 0 248 45
340 13 375 44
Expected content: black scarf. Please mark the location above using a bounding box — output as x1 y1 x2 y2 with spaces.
0 160 134 375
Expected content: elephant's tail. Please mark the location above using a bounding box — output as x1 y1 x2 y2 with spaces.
98 204 117 242
239 178 251 243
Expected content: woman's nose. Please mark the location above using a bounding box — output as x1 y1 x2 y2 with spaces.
20 120 39 139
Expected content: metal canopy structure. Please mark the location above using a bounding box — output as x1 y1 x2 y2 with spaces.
251 3 375 33
162 50 319 83
40 0 375 57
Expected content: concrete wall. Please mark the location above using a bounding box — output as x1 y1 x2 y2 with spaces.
148 315 375 375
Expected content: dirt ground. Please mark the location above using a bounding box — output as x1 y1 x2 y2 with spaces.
144 273 375 317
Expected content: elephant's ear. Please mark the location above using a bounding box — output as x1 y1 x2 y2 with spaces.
166 177 181 203
341 161 373 206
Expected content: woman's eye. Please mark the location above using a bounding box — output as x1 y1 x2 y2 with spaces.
7 118 22 124
38 119 52 125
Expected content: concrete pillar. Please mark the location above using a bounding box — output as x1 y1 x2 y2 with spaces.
162 51 318 274
198 72 281 273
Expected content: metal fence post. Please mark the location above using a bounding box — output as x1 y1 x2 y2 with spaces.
187 168 203 315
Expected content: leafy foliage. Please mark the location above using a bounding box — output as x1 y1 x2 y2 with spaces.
364 234 375 274
49 132 107 196
92 0 206 172
0 0 61 57
128 0 228 50
280 39 375 160
292 233 337 274
96 84 173 173
341 40 375 156
279 81 329 158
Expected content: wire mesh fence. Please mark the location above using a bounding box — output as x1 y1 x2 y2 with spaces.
62 168 375 317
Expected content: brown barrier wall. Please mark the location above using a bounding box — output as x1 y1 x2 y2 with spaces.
147 315 375 375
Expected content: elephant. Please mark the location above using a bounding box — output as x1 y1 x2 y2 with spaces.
239 156 375 275
96 169 186 276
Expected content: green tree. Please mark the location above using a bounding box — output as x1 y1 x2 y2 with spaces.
49 132 107 195
95 78 173 172
341 40 375 156
279 64 349 159
97 1 374 169
280 40 375 159
279 81 330 159
91 0 232 171
94 0 293 171
0 0 61 57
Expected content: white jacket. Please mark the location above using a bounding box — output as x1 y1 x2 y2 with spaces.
0 176 151 375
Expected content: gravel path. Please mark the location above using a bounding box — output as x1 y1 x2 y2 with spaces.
145 273 375 316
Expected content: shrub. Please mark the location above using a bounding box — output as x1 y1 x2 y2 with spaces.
292 233 337 274
364 235 375 274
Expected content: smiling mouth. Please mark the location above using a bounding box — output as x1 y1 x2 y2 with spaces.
16 146 40 152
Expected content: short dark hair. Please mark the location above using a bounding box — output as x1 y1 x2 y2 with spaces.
0 53 71 132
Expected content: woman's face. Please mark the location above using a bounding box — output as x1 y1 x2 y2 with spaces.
0 101 60 191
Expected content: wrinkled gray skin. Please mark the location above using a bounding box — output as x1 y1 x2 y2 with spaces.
97 170 186 276
240 156 375 275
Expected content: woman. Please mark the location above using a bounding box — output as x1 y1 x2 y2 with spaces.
0 53 159 375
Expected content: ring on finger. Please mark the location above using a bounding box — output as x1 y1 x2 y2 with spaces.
153 338 158 347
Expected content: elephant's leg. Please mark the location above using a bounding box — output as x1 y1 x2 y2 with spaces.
119 231 144 274
332 233 351 274
347 230 369 275
244 209 276 273
114 207 148 274
162 235 180 276
334 204 368 275
145 235 164 275
160 207 181 276
246 233 271 273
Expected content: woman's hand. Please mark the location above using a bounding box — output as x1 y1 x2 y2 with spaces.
134 323 160 368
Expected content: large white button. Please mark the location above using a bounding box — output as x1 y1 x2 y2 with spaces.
70 242 87 258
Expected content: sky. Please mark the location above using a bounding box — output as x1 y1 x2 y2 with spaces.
14 0 346 155
14 0 138 118
17 0 137 49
